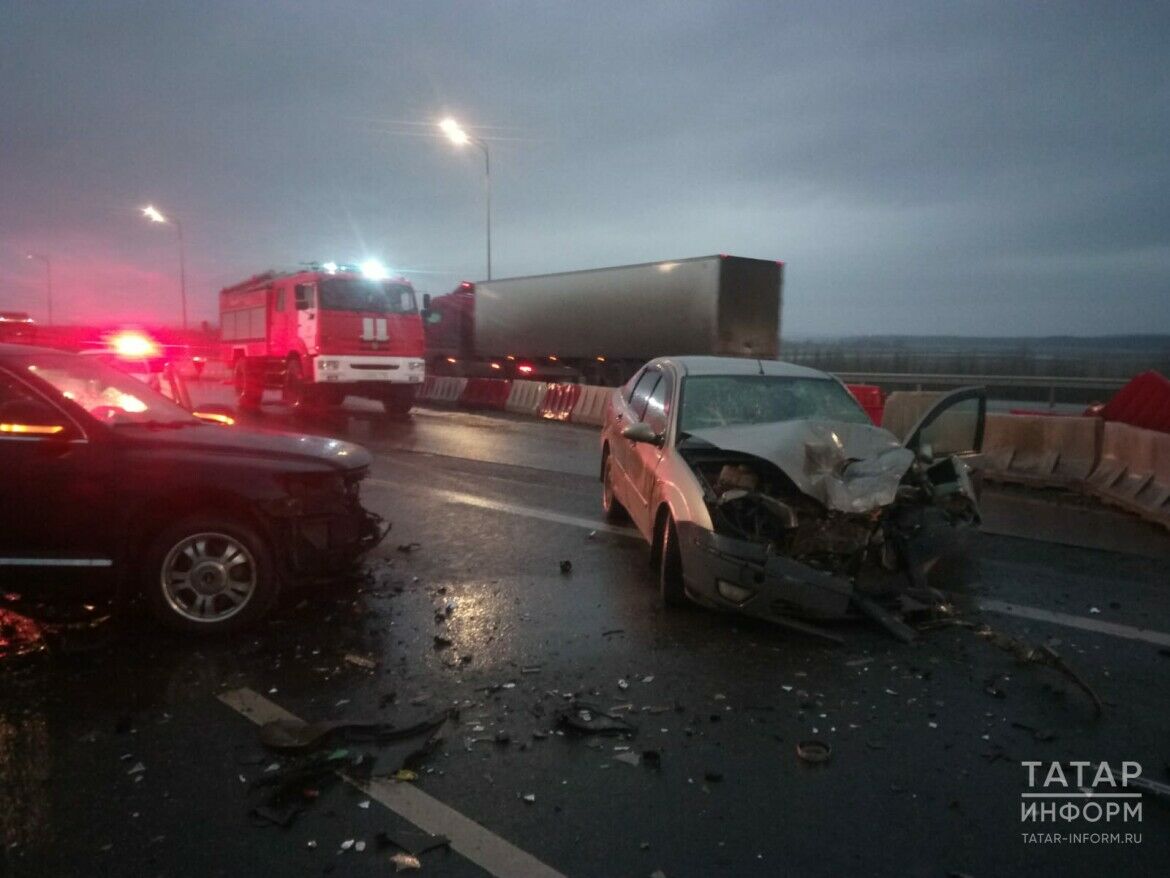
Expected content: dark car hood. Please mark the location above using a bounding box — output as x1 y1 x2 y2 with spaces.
114 423 372 472
686 419 915 513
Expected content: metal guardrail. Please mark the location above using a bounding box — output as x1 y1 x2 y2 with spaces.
832 372 1129 406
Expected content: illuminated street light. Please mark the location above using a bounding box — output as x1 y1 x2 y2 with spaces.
438 117 492 280
25 252 52 325
141 204 188 329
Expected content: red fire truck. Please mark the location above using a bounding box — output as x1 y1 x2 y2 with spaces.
221 263 426 415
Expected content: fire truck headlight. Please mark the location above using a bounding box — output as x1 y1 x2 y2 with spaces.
408 360 425 371
317 359 340 371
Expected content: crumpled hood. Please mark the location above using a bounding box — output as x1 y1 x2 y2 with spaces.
687 420 915 513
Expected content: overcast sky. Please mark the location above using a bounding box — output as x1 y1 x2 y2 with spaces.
1 1 1167 335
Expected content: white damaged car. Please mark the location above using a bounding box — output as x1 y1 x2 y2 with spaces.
600 356 984 641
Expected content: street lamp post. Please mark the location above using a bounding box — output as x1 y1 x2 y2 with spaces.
142 205 188 329
439 118 492 280
25 252 52 325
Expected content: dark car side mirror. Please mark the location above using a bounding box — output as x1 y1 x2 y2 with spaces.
0 400 73 439
622 421 663 446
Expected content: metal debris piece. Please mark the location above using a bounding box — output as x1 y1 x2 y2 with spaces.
559 560 573 574
393 769 419 782
397 542 421 553
433 635 453 650
344 653 378 670
796 740 832 764
978 628 1103 717
618 679 630 690
522 793 536 803
613 751 641 766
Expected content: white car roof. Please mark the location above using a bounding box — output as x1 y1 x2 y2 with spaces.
649 355 834 381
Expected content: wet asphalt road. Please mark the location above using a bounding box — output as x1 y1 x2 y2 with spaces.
2 390 1169 877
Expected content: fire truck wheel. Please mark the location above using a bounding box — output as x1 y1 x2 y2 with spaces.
234 360 262 409
381 387 415 418
142 514 278 634
283 358 308 410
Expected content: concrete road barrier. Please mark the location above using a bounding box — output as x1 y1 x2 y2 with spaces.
540 384 582 421
505 380 549 415
1087 422 1170 529
880 391 944 442
571 385 612 426
426 376 468 405
981 413 1103 487
460 377 511 410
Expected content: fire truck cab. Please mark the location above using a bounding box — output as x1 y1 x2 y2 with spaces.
221 264 426 415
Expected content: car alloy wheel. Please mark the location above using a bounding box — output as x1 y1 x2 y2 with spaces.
160 531 257 624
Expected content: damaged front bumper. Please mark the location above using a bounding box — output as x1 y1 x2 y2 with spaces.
677 521 855 624
279 504 388 582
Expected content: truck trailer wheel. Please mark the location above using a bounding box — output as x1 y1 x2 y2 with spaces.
382 386 416 419
141 514 279 634
234 359 262 410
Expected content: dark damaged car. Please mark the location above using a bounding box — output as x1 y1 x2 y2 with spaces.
0 344 384 633
601 356 984 641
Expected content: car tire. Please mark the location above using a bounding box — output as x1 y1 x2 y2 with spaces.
601 453 627 522
234 359 262 410
141 514 278 634
658 516 686 608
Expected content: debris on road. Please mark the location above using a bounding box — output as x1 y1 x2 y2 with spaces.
613 751 641 766
258 711 451 751
344 653 378 671
796 740 832 764
559 560 573 574
391 852 422 871
556 701 638 736
433 635 453 650
977 628 1103 717
397 542 422 553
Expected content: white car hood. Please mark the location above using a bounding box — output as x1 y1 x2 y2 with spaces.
687 420 915 514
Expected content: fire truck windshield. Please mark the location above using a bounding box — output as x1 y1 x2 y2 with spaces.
318 278 416 315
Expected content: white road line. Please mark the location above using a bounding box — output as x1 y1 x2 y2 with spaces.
978 599 1170 648
366 479 639 538
367 480 1170 648
217 688 566 878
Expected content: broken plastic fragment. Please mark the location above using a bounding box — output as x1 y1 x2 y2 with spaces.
559 560 572 574
393 769 418 782
344 653 378 670
613 751 641 766
391 852 422 871
522 793 536 803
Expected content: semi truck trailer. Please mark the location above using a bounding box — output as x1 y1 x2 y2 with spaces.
423 255 782 385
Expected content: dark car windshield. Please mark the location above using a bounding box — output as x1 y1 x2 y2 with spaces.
22 353 198 426
319 279 416 314
679 375 872 432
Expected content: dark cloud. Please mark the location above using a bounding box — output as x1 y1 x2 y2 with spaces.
1 0 1167 334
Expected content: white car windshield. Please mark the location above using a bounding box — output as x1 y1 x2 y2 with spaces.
679 375 871 432
24 353 197 426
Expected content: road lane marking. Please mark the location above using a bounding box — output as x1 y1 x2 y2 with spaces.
218 687 566 878
366 479 639 538
978 599 1170 648
366 481 1170 648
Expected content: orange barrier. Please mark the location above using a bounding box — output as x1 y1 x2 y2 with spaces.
981 413 1103 487
571 385 612 426
1086 422 1170 529
460 377 512 410
505 380 549 415
845 384 885 426
539 384 582 421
